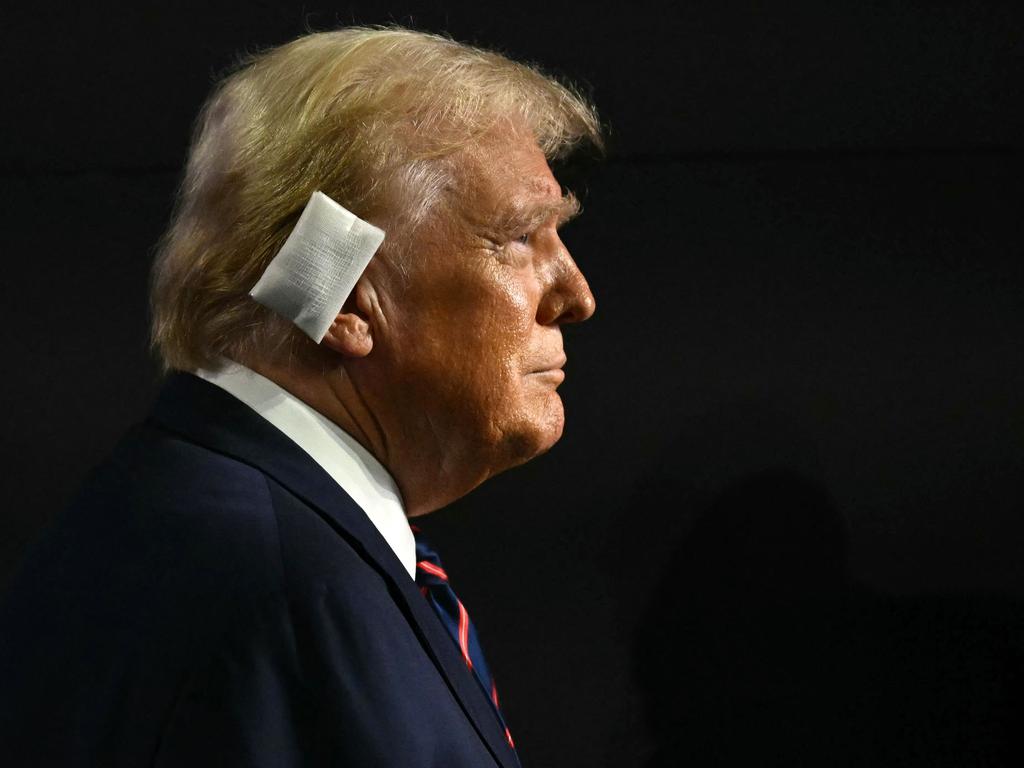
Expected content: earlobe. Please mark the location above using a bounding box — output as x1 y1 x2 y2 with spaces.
319 273 386 358
321 312 373 358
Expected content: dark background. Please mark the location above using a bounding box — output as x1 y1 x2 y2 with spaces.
2 2 1022 765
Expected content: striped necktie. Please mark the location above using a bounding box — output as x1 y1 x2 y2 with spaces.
411 525 516 752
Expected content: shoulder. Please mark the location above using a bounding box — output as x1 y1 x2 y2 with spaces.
3 423 294 631
83 421 391 627
1 420 477 766
79 421 384 596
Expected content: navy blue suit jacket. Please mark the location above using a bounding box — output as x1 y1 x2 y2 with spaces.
0 372 520 767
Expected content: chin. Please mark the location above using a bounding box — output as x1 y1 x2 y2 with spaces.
499 393 566 469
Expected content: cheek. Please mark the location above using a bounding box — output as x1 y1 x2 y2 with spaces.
390 267 539 407
475 277 536 353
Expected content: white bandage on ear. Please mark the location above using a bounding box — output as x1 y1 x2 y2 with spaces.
249 191 386 343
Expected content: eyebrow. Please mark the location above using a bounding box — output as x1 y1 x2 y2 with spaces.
495 191 581 235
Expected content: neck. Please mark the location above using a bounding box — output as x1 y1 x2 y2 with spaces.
245 357 476 517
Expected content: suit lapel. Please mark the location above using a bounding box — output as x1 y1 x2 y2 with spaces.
146 372 519 768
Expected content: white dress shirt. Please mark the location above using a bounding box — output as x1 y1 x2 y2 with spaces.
193 359 417 580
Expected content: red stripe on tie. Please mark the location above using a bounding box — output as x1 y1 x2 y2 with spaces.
417 561 448 580
457 601 472 669
491 679 500 708
505 726 515 748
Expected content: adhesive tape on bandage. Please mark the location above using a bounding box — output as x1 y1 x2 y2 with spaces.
249 191 385 343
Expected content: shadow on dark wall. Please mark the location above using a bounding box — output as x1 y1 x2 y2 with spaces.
634 470 1024 767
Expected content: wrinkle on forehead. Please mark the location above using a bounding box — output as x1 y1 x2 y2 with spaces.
446 135 579 238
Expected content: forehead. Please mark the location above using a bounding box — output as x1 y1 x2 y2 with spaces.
453 134 564 223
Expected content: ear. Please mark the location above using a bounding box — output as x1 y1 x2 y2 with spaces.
320 279 375 358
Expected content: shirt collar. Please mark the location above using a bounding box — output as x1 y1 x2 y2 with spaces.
193 358 416 580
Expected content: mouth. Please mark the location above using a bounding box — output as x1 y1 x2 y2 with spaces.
528 354 567 375
527 355 567 384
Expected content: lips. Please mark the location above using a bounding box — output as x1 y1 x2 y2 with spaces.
529 353 566 374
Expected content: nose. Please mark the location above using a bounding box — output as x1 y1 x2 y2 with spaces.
537 244 596 325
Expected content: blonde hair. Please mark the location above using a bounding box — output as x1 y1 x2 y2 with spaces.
149 25 603 373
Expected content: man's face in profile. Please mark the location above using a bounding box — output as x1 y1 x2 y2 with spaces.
375 132 596 487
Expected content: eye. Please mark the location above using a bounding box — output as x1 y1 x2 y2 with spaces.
515 232 531 246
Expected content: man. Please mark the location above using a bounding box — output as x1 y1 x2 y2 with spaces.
0 26 600 766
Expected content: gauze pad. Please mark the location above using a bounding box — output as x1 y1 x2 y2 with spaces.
249 191 385 343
